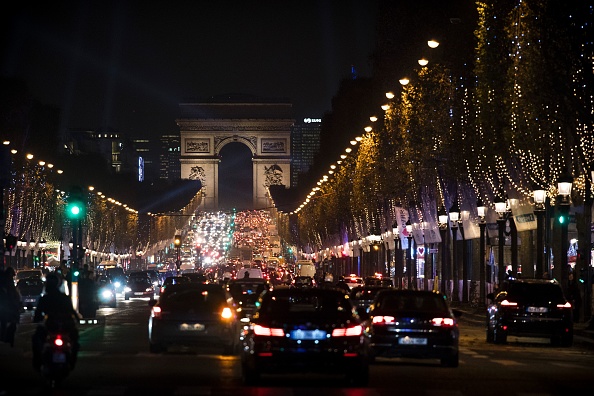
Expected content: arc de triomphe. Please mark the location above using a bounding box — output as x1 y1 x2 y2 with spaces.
176 96 293 211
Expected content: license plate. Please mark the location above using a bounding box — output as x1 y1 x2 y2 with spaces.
179 323 205 331
398 336 428 345
52 352 66 363
134 292 144 295
527 306 548 313
290 329 327 340
25 298 36 303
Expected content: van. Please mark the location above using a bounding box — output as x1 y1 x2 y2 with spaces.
295 260 316 278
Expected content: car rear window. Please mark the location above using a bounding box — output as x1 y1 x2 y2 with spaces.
507 283 565 303
377 293 447 312
259 292 353 321
161 288 226 309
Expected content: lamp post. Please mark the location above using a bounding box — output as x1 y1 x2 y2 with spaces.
405 220 413 289
69 240 74 264
39 238 47 268
460 210 470 303
477 199 487 307
495 194 508 286
392 223 402 288
533 186 547 279
557 174 573 290
59 235 64 265
438 206 449 296
29 239 36 268
17 239 26 270
449 202 460 302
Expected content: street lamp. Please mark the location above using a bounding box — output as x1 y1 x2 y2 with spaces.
438 206 449 296
494 194 509 286
533 185 547 278
17 239 27 270
39 238 47 268
405 220 413 289
557 174 573 287
449 202 460 302
477 198 487 307
460 210 470 303
28 239 36 268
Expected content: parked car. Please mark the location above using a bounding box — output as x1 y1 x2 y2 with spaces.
16 277 44 310
365 289 461 367
486 278 573 346
96 275 117 308
148 283 240 354
241 288 369 385
124 273 156 301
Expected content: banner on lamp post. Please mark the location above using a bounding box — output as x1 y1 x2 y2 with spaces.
511 204 537 232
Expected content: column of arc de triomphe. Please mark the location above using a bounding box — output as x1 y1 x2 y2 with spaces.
176 97 293 211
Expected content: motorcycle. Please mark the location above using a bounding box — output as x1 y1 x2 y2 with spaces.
37 319 76 387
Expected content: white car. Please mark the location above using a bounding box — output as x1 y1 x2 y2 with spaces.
343 274 364 290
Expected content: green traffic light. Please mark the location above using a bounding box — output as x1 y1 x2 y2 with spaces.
558 216 566 224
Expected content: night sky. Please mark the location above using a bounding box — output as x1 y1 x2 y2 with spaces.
1 0 378 140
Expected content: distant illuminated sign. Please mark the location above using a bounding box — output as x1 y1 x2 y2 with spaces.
303 118 321 123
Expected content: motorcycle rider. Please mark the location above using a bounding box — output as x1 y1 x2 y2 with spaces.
31 272 80 371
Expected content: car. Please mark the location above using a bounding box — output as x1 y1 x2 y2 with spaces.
182 272 208 283
237 267 263 279
96 275 117 308
227 278 270 319
105 267 127 294
349 285 393 310
241 288 370 385
365 289 461 367
124 274 156 301
160 275 190 294
290 275 315 289
15 269 44 286
486 278 573 346
16 277 45 310
343 274 364 289
148 283 240 354
364 276 394 287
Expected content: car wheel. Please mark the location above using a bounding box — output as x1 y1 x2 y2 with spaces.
486 326 494 343
441 352 459 368
242 365 260 385
493 327 507 344
124 294 130 301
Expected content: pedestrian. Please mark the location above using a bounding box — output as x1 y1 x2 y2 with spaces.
567 273 582 322
0 267 23 347
78 269 98 318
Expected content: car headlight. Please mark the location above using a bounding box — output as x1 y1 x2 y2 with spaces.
101 290 113 299
124 286 131 293
114 281 121 288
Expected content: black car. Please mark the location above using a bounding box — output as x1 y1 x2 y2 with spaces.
366 289 461 367
227 278 270 319
159 276 190 294
241 288 369 385
17 277 45 310
124 273 156 301
148 283 240 354
96 275 117 308
349 285 392 310
486 278 573 346
290 276 315 289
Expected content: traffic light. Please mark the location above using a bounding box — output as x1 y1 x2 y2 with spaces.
557 204 570 225
65 186 86 220
4 234 17 250
174 235 182 247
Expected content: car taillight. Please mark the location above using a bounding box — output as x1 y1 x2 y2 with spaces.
253 324 285 336
557 302 572 309
332 325 363 337
431 317 455 327
54 336 64 347
221 307 233 319
372 315 395 325
151 306 162 318
500 299 518 307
